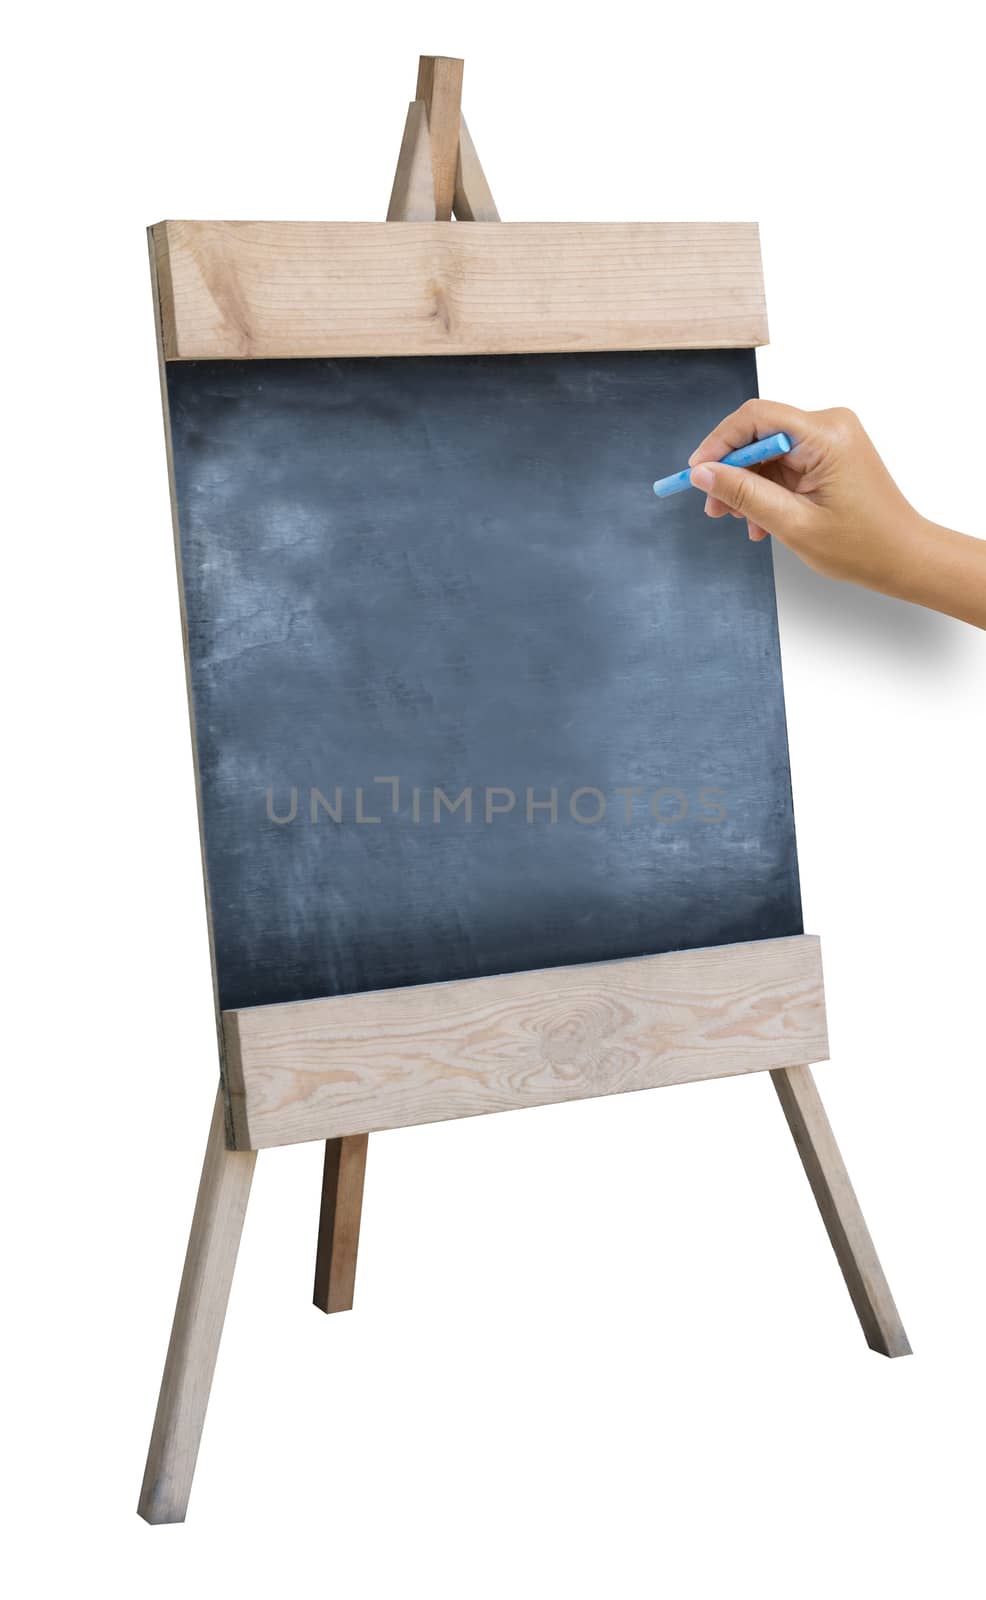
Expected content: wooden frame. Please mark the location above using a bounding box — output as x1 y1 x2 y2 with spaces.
138 54 910 1528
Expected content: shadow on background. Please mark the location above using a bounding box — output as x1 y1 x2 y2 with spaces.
771 539 970 667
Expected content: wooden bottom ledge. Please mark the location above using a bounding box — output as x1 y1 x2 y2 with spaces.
223 935 828 1151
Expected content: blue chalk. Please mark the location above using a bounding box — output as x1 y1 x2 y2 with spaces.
652 431 793 498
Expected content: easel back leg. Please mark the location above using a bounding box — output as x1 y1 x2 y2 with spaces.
313 1135 369 1314
414 55 464 219
771 1065 911 1358
312 54 497 1321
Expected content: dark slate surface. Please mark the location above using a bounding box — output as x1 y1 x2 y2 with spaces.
167 352 802 1011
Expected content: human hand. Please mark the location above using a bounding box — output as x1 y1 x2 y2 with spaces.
687 400 924 595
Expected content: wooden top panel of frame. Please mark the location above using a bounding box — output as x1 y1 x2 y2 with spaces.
150 221 768 359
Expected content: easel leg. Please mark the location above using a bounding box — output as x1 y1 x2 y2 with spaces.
771 1065 911 1357
313 1135 369 1313
138 1088 257 1523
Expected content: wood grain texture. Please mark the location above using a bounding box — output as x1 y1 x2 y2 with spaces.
454 115 500 220
313 1135 369 1313
223 936 827 1151
149 220 768 360
415 55 464 220
386 100 436 221
771 1065 911 1357
138 1089 257 1523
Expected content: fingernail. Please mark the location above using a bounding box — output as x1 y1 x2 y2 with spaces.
691 466 715 491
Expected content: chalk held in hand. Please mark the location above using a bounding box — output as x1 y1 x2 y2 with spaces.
653 432 793 499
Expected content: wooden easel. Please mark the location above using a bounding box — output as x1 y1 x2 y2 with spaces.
138 57 909 1527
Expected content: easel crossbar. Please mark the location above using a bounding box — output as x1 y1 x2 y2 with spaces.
223 936 829 1151
149 220 769 361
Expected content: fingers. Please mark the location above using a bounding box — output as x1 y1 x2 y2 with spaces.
688 398 814 467
704 495 730 518
689 460 805 540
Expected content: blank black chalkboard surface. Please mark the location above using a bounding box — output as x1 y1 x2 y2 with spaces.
139 119 908 1529
168 348 803 1013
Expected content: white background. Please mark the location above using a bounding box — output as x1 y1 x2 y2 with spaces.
3 2 984 1594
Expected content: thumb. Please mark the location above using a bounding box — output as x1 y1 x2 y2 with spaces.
689 462 801 537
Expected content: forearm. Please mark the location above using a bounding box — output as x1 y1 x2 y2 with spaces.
890 517 986 630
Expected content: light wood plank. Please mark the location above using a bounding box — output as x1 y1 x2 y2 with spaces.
771 1065 911 1357
138 1089 257 1523
415 55 464 220
150 220 768 360
223 936 827 1151
454 115 500 220
386 101 436 221
313 1135 369 1313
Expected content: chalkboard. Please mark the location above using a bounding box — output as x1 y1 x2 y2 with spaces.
167 349 802 1012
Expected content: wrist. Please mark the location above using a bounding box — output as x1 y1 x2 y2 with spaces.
876 510 939 606
883 516 986 629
